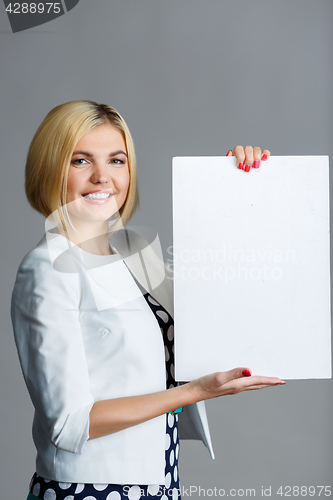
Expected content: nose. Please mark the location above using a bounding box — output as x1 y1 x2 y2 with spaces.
90 161 111 185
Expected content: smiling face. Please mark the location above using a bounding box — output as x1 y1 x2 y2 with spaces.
65 123 130 225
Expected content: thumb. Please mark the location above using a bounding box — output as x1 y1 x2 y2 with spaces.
225 367 252 381
213 367 252 389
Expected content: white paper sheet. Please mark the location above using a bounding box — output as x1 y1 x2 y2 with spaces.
172 156 331 380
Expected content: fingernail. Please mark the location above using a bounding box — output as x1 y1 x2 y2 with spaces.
242 369 252 377
262 154 268 160
245 164 251 173
226 150 232 156
275 381 286 385
238 162 244 170
253 160 260 169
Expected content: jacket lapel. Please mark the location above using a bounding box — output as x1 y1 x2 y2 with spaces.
110 228 174 317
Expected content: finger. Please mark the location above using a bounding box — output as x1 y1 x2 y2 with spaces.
227 374 284 389
244 145 254 172
207 369 243 391
235 376 285 392
218 368 283 384
233 145 245 170
211 370 284 392
252 146 262 169
244 379 286 390
213 376 284 396
242 384 281 391
226 150 233 156
261 149 271 161
215 367 252 387
245 375 285 385
230 367 252 380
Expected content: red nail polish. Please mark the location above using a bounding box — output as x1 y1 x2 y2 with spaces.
262 154 268 160
245 164 251 172
242 369 252 377
226 150 232 156
275 381 286 385
238 162 244 170
253 160 260 169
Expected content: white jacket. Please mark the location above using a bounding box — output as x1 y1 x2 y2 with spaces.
11 227 214 485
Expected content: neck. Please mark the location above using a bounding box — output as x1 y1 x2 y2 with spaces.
61 218 112 256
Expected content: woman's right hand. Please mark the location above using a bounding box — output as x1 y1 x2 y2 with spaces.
187 368 285 403
88 369 285 440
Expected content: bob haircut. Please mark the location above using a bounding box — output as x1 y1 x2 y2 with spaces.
25 100 139 232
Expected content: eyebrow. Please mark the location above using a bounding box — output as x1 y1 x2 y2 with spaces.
72 150 128 157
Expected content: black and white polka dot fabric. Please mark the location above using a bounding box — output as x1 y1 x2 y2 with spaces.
143 293 176 392
28 293 181 500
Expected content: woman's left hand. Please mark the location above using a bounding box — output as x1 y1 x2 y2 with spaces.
226 146 270 173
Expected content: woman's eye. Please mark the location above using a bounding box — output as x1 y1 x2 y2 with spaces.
111 158 124 165
71 158 88 166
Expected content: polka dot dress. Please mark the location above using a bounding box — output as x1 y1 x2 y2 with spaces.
28 293 181 500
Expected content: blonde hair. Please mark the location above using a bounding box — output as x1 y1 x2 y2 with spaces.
25 100 139 231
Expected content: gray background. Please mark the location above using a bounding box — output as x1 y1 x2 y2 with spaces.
1 1 332 498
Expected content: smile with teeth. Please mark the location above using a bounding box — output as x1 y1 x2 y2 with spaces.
83 193 113 199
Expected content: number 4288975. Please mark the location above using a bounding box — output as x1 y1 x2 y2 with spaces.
276 486 331 496
5 3 61 14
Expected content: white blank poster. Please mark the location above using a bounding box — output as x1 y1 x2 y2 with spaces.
172 156 331 380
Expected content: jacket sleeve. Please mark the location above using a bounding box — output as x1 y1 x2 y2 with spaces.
10 248 94 454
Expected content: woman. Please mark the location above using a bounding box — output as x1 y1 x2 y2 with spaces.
11 101 285 500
